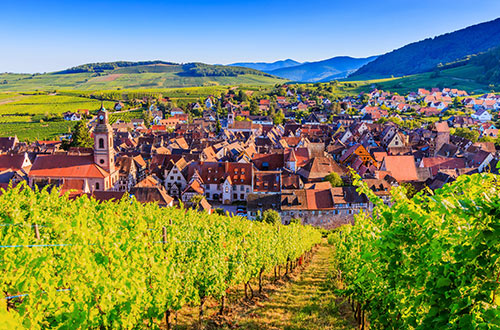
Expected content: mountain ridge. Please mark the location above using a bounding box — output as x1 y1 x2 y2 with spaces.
268 56 378 82
229 59 301 72
351 17 500 79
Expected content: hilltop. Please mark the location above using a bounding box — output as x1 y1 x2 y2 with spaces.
268 56 377 82
229 59 301 72
351 17 500 79
0 61 287 91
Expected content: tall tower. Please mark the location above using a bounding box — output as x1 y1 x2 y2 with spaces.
227 109 235 126
93 107 115 173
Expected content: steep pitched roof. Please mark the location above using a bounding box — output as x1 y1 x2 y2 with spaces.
381 155 419 182
298 157 347 181
30 155 109 179
0 154 29 171
130 186 173 206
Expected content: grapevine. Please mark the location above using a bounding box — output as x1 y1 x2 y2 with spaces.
0 183 321 329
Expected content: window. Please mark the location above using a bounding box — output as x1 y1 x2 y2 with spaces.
240 186 244 191
233 193 237 199
240 194 244 199
206 193 210 199
98 138 104 149
100 159 105 164
95 182 100 190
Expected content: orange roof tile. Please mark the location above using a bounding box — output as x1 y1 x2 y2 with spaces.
30 155 109 179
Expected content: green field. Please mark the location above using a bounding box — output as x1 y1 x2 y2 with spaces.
0 85 277 140
0 120 75 141
0 94 115 116
0 93 117 140
109 109 143 124
0 64 287 92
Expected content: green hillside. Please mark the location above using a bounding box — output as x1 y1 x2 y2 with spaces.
349 62 494 95
0 62 287 91
351 17 500 79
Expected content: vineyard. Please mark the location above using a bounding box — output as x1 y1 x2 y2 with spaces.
329 173 500 329
0 184 321 329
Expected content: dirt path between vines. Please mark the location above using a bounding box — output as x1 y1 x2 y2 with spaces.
215 243 356 330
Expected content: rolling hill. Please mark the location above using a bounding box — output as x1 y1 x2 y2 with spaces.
229 59 301 72
347 44 500 95
0 61 288 91
268 56 377 82
351 17 500 79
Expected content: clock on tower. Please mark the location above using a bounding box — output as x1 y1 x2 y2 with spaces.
93 107 115 173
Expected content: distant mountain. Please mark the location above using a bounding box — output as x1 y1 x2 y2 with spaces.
267 56 378 82
0 61 288 91
229 59 302 72
351 17 500 79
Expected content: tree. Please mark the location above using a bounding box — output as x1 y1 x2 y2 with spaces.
249 100 259 115
68 120 93 149
272 109 285 125
261 209 281 225
325 172 343 187
215 119 221 134
289 218 302 225
237 90 248 103
142 110 153 128
452 127 479 143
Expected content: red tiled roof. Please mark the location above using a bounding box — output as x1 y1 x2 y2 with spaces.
0 154 27 171
382 155 419 182
188 162 253 186
306 189 334 209
30 155 109 179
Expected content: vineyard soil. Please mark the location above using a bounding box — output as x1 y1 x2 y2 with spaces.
170 242 356 330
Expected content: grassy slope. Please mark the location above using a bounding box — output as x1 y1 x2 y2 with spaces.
348 64 491 95
0 65 287 92
0 93 116 140
0 85 279 141
0 121 75 141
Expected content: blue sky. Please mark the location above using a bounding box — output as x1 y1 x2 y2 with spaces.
1 0 500 73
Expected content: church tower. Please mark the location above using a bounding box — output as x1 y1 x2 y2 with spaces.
227 108 235 126
93 106 115 173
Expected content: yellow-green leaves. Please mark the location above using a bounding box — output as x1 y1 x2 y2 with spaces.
0 183 321 329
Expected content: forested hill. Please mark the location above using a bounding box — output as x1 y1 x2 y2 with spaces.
54 61 178 74
472 46 500 85
350 17 500 79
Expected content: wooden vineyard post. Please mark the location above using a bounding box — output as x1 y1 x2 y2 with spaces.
34 224 40 240
162 226 167 244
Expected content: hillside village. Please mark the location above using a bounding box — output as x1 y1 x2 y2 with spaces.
0 84 498 229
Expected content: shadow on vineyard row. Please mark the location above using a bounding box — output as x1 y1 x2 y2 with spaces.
157 248 316 330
